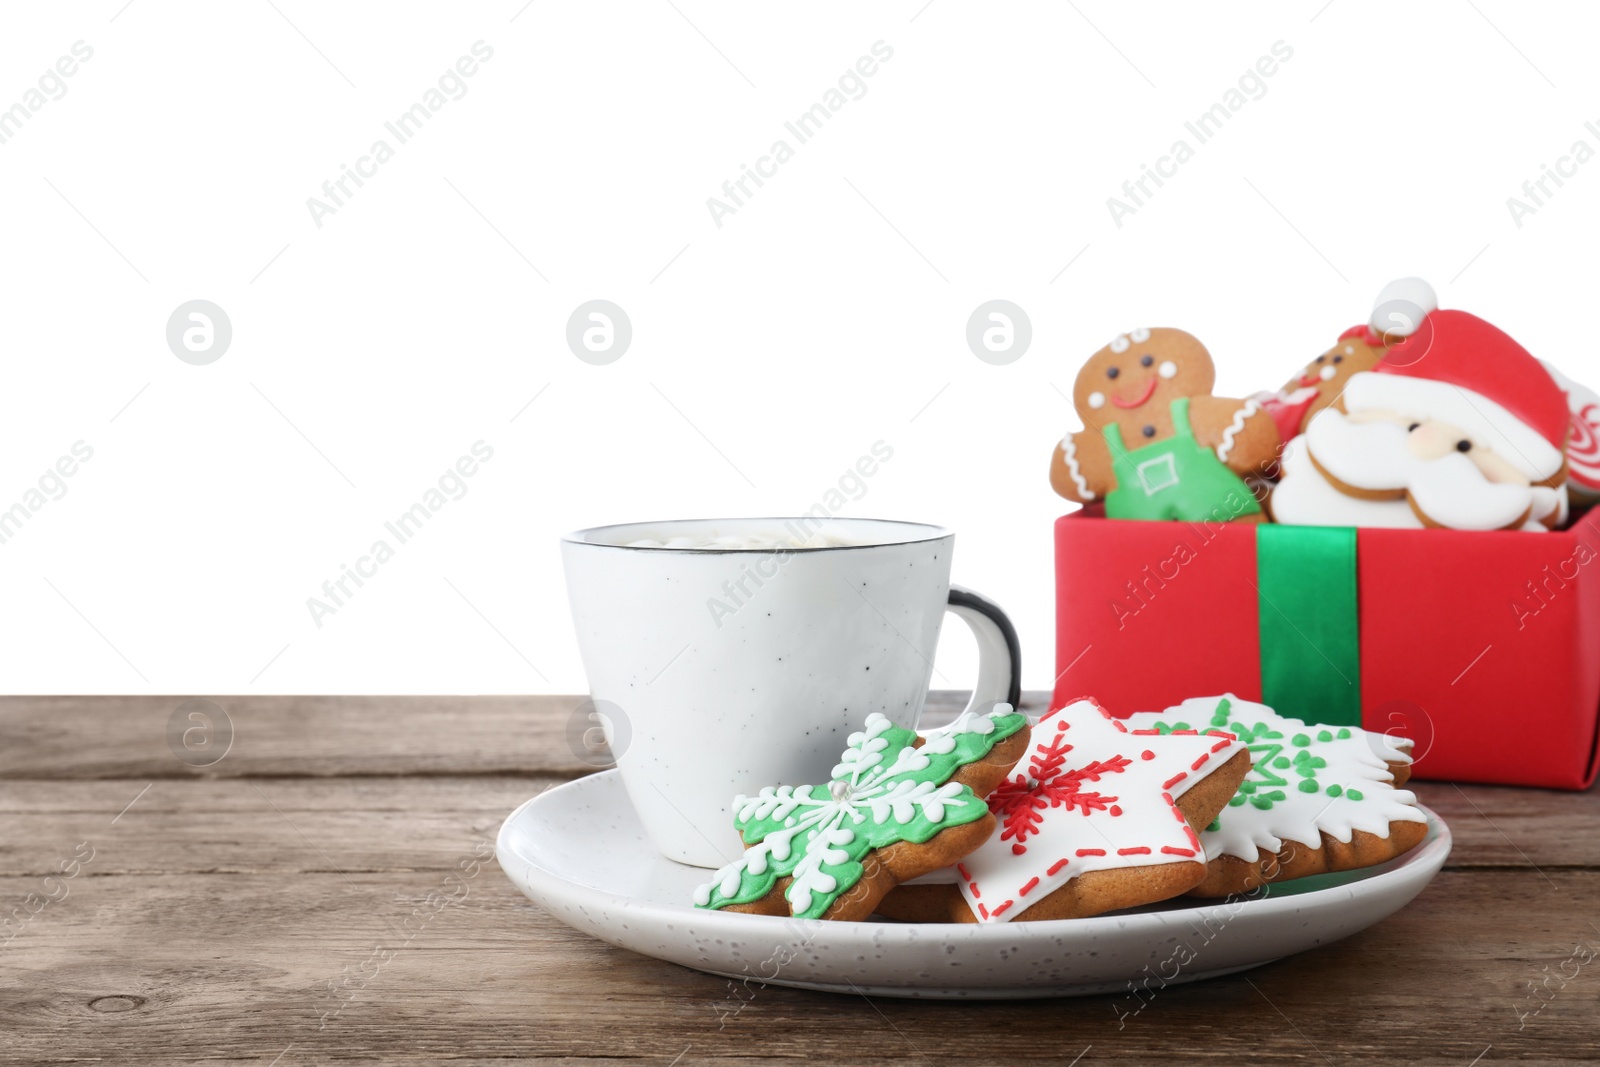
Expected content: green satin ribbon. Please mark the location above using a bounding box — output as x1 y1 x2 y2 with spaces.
1255 524 1362 727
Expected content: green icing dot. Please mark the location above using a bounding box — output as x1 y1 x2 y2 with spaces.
1228 795 1247 807
1273 756 1291 769
1298 779 1319 793
1336 728 1352 740
1248 790 1287 811
1325 784 1342 798
1348 789 1364 801
1206 818 1222 832
1317 729 1334 742
1296 765 1316 778
1239 780 1257 794
1292 733 1311 747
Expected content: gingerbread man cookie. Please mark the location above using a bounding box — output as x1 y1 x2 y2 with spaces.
693 706 1030 921
1051 328 1279 523
1126 695 1428 897
880 698 1251 923
1259 325 1390 444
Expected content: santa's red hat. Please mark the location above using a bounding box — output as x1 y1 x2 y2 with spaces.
1344 309 1569 481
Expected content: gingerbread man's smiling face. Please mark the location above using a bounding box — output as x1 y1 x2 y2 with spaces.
1280 328 1386 406
1073 327 1215 434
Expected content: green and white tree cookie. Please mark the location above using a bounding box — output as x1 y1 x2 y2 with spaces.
1126 694 1428 895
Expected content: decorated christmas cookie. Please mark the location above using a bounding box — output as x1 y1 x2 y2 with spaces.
882 698 1250 923
1258 325 1390 444
1269 434 1423 527
1256 275 1432 452
1273 308 1571 532
693 706 1030 922
1542 359 1600 506
1050 328 1279 524
1125 695 1428 897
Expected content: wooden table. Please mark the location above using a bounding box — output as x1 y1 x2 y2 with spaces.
3 694 1596 1065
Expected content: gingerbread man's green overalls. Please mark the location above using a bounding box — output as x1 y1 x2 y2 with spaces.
1103 397 1262 522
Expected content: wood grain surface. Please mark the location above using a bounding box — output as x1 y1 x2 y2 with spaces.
2 694 1596 1065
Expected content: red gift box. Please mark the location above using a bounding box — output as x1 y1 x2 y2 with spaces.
1053 507 1600 789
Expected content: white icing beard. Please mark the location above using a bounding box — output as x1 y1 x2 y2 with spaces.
1272 434 1424 529
1530 483 1569 528
1305 410 1537 531
1407 455 1535 529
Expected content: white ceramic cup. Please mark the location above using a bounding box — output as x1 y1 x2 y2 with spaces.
560 517 1020 868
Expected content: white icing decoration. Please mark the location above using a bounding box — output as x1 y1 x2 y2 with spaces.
1059 435 1095 501
917 703 1009 747
1130 327 1151 343
787 826 853 915
1088 391 1106 409
695 708 1019 912
1109 335 1131 354
1215 399 1261 463
1271 433 1424 529
1124 695 1427 863
1304 410 1538 531
1530 484 1569 528
955 699 1246 924
1158 360 1177 379
1369 277 1437 337
1343 371 1565 482
1408 455 1536 529
1320 365 1337 382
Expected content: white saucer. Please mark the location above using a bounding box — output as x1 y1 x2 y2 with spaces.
495 770 1452 999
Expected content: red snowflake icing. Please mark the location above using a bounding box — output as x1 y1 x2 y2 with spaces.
987 731 1132 855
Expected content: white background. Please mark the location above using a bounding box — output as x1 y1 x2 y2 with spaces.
0 0 1596 695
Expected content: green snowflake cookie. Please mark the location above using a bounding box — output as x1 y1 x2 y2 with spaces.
693 707 1027 920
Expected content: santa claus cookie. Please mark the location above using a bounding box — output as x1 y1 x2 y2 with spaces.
693 706 1029 922
1051 328 1279 523
1125 695 1428 897
1258 325 1390 444
1541 360 1600 507
1272 308 1570 532
880 698 1251 923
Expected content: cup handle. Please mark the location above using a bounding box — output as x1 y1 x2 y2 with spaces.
945 585 1022 717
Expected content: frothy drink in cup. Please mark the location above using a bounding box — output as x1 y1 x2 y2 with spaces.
624 530 868 551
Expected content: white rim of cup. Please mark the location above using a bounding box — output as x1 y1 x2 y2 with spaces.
562 517 954 553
